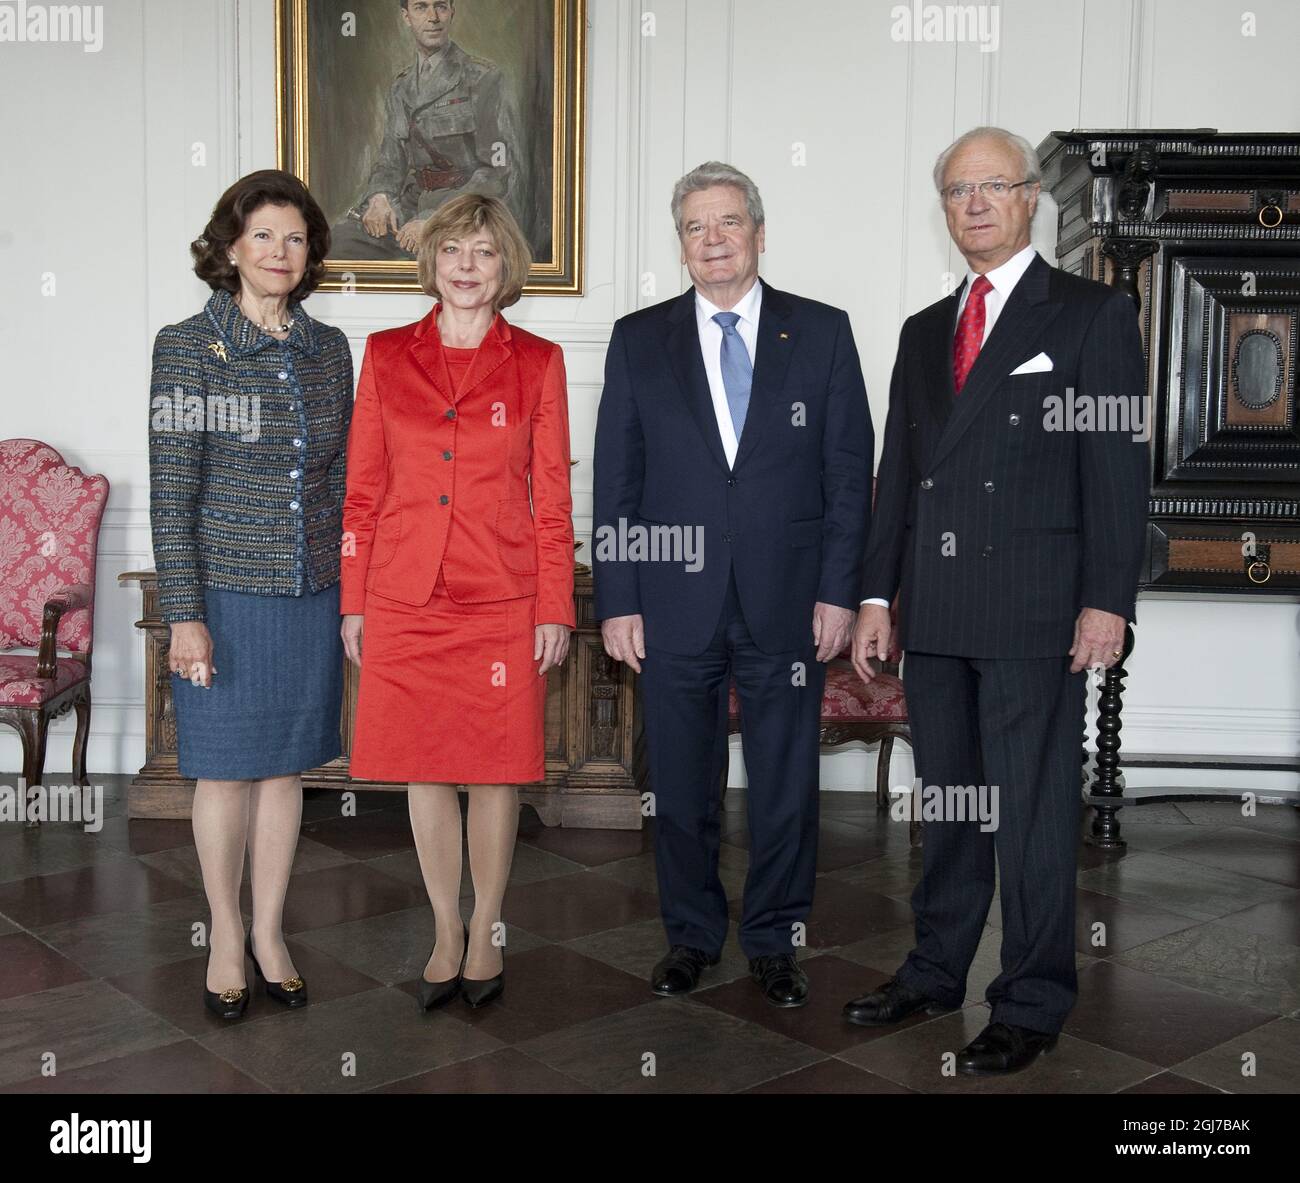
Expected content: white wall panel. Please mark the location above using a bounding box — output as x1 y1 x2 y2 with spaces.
2 0 1295 794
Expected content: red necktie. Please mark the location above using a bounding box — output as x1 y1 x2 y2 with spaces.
953 274 993 394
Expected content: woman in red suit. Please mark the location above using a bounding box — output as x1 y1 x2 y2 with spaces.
340 194 574 1011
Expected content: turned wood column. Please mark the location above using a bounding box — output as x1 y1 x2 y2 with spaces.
1084 236 1155 849
1087 623 1135 849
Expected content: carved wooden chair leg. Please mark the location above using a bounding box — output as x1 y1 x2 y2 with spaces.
21 711 49 827
875 735 894 811
72 691 91 787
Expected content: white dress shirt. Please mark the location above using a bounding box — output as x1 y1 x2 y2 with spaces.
695 279 762 469
860 244 1038 608
953 243 1038 345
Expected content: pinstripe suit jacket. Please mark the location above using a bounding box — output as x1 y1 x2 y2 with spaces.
863 254 1148 658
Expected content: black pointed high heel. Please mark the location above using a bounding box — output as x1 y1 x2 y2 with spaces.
416 921 468 1012
246 932 308 1008
461 923 505 1009
203 948 249 1020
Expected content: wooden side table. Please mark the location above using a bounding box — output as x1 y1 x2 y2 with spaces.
117 569 645 828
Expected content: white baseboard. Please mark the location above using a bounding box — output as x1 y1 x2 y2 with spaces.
1117 705 1300 759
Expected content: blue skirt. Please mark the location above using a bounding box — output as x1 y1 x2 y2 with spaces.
172 583 343 780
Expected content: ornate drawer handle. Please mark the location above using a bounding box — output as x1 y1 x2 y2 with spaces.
1258 204 1283 229
1247 559 1271 584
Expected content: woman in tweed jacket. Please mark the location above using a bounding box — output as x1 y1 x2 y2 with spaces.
148 170 353 1020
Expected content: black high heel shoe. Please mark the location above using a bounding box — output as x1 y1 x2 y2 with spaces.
203 948 249 1020
461 924 505 1009
416 922 469 1012
246 932 308 1008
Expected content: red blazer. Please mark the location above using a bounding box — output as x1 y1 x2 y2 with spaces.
341 307 576 627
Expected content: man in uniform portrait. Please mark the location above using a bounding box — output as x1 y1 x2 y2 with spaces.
330 0 514 261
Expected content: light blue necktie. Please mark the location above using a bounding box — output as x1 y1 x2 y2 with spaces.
712 311 752 441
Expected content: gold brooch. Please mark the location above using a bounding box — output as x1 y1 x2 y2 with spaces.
208 342 229 362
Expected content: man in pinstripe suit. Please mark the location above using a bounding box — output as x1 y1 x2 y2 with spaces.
842 127 1148 1074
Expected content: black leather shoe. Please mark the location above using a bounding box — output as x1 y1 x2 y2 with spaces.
842 977 958 1027
461 924 504 1010
651 945 720 995
247 933 308 1008
749 954 809 1008
416 922 468 1012
202 949 249 1020
956 1021 1058 1075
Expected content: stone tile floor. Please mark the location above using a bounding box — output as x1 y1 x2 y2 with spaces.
1 776 1296 1094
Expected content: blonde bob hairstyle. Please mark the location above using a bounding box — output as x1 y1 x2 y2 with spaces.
416 193 532 311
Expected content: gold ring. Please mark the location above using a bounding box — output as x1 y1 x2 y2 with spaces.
1111 649 1122 659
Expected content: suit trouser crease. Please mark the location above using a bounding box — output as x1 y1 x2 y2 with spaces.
896 651 1085 1034
639 568 824 960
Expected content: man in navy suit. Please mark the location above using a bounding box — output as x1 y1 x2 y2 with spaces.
593 163 872 1006
844 127 1148 1072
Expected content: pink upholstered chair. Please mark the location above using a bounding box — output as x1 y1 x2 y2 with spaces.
0 440 109 799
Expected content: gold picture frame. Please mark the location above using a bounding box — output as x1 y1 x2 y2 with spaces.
275 0 585 294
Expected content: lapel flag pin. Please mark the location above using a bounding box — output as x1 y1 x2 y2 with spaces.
779 332 790 340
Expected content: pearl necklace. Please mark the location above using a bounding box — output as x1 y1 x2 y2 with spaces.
236 295 294 335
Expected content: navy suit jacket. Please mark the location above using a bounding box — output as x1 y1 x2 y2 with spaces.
863 254 1149 659
593 280 873 656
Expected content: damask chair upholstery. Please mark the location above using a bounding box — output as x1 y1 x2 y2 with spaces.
0 440 109 802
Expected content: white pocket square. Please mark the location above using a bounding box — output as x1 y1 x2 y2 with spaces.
1010 352 1053 375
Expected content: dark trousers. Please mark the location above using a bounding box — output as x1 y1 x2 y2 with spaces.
638 569 825 959
895 651 1086 1034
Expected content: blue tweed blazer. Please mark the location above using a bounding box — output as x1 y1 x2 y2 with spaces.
148 288 354 624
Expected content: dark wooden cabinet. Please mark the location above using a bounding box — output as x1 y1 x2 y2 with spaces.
118 568 646 828
1038 130 1300 846
1039 130 1300 594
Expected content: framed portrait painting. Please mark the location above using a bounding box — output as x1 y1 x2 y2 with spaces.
276 0 586 294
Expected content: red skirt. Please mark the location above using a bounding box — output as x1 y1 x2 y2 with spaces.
350 573 547 784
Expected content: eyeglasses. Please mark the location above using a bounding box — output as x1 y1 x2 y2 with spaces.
941 179 1035 204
